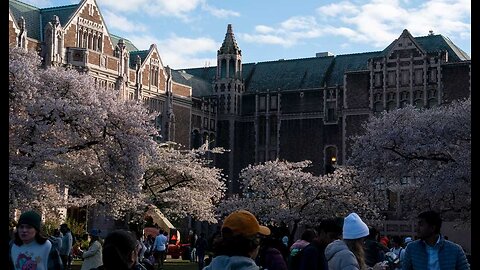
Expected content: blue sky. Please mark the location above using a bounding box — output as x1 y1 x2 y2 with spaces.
22 0 470 69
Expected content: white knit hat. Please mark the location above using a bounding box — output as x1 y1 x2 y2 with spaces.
342 213 369 240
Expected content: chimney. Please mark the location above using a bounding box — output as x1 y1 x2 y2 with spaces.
316 52 334 57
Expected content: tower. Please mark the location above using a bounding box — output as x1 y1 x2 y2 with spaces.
214 24 244 193
215 24 243 115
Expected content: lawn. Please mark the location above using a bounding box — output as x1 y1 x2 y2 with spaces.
71 258 199 270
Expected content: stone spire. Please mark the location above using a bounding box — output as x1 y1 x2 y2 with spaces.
218 24 241 55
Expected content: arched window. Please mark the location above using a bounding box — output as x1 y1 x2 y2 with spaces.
220 59 227 78
386 101 396 111
88 32 93 49
83 32 88 48
324 146 337 174
414 99 424 109
427 98 438 108
97 34 102 52
191 130 202 149
93 35 98 51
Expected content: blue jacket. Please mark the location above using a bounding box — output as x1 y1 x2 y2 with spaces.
402 236 470 270
203 255 260 270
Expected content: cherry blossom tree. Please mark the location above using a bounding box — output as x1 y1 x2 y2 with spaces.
142 142 227 223
216 160 382 240
347 99 471 223
10 47 228 222
10 47 157 218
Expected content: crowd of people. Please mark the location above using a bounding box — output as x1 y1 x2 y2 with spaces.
9 209 470 270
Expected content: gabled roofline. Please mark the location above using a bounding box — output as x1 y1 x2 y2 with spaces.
135 44 166 71
9 8 21 31
63 0 116 51
384 29 427 58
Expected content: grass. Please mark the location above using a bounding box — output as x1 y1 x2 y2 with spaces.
71 258 199 270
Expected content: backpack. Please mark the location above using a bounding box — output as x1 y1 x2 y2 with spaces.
288 246 305 270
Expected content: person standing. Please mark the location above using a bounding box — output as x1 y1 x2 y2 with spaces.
203 209 271 270
59 223 73 270
325 212 386 270
258 236 288 270
402 210 470 270
90 230 144 270
195 233 208 270
189 230 198 262
9 210 63 270
80 229 103 270
49 229 63 254
298 217 343 270
152 230 168 270
389 235 404 270
364 227 389 267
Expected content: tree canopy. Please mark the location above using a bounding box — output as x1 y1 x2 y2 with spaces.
9 47 226 221
348 99 471 222
217 160 381 239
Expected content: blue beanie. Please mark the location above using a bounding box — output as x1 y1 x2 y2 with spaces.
342 213 369 240
18 210 42 231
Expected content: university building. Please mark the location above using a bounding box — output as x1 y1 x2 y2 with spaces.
10 0 471 242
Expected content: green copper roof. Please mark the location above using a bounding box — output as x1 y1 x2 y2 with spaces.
325 51 380 86
244 56 334 92
129 50 149 68
172 69 213 97
40 4 78 31
10 0 41 40
10 0 78 41
379 34 470 62
110 34 139 52
218 24 241 55
415 34 470 61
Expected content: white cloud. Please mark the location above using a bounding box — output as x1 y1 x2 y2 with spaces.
98 0 241 21
316 1 359 17
127 34 219 69
201 3 240 18
98 0 201 19
280 16 318 31
242 0 469 51
97 0 146 12
102 10 147 33
241 33 295 47
255 25 275 34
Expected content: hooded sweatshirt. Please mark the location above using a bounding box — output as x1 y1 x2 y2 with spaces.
203 255 260 270
324 239 360 270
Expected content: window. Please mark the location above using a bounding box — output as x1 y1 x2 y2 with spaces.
203 117 208 128
429 69 437 83
258 117 266 146
269 151 277 161
325 146 337 174
414 69 423 85
375 73 382 87
401 70 409 86
388 71 396 86
374 102 383 113
270 95 277 110
259 96 266 111
150 66 159 87
427 98 438 108
269 118 277 145
414 99 424 108
386 101 396 111
325 102 336 123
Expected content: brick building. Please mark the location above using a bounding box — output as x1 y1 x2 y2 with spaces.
10 0 470 229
